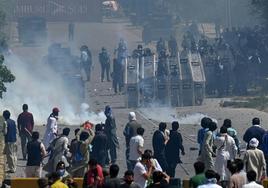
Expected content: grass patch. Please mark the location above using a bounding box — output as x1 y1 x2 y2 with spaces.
221 96 268 111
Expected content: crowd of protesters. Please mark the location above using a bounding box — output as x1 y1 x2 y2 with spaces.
2 103 268 188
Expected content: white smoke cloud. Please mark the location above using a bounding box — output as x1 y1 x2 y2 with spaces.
0 52 106 125
138 107 217 125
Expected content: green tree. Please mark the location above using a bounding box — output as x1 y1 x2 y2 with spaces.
0 55 15 98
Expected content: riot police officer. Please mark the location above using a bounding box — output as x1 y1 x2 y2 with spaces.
99 47 111 82
168 35 178 57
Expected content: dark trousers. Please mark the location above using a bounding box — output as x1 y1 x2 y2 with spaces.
20 132 32 159
155 154 168 172
106 144 117 164
125 147 132 170
113 79 123 93
265 155 268 176
167 162 178 178
96 151 107 167
101 63 110 82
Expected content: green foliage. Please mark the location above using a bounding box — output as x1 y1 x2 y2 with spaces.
0 55 15 98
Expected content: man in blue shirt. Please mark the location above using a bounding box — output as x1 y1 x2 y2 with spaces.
3 110 17 173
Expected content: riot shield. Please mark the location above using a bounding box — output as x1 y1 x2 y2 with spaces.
125 58 140 108
189 53 206 105
180 50 194 106
169 53 182 107
141 55 156 106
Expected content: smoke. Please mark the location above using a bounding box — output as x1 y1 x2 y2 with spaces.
0 52 106 125
139 107 217 125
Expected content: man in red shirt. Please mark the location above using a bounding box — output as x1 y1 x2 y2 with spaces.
83 159 104 188
17 104 34 160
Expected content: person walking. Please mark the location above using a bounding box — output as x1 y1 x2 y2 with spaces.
152 122 169 172
199 122 217 171
214 126 237 181
129 127 145 170
124 112 142 170
104 106 119 164
17 104 34 160
243 117 265 149
112 58 124 94
165 121 185 177
43 107 60 149
70 129 95 177
99 47 111 82
3 110 17 173
243 138 266 182
91 124 108 167
25 131 46 177
47 128 70 173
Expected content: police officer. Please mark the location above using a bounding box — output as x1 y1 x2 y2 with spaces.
99 47 111 82
80 45 92 81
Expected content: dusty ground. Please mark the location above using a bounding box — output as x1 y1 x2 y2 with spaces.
4 18 268 181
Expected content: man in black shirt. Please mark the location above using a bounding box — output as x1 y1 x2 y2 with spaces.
25 131 47 177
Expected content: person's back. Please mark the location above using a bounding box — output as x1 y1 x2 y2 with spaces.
243 118 265 149
190 161 206 188
244 148 266 181
242 170 264 188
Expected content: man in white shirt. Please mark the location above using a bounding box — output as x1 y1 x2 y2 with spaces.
134 153 154 188
129 127 145 170
242 170 264 188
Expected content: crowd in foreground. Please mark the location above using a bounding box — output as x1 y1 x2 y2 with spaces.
2 103 268 188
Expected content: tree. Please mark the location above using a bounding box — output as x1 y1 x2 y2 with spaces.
0 55 15 98
0 1 15 98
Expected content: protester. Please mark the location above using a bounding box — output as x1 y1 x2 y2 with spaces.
222 119 240 155
104 164 121 188
228 159 246 188
104 105 119 164
243 117 265 149
146 171 170 188
214 126 237 180
134 153 154 188
124 112 142 170
70 129 95 177
197 170 223 188
37 178 49 188
199 121 217 171
242 170 264 188
43 107 60 148
17 104 34 160
129 127 145 170
25 131 46 177
69 128 81 163
120 170 140 188
56 161 70 180
152 122 168 172
165 121 185 177
243 138 266 182
144 150 162 172
48 172 68 188
3 110 17 173
190 161 206 188
91 123 108 167
83 159 104 188
46 128 70 172
197 117 212 155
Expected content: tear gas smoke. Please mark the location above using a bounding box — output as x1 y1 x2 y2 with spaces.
0 53 106 125
139 107 217 125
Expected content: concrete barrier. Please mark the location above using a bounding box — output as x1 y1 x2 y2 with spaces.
10 178 83 188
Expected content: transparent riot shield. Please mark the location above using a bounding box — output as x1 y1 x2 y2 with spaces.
169 53 182 107
125 57 140 108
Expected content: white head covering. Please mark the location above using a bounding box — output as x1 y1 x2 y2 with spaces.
249 138 259 148
129 112 136 121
